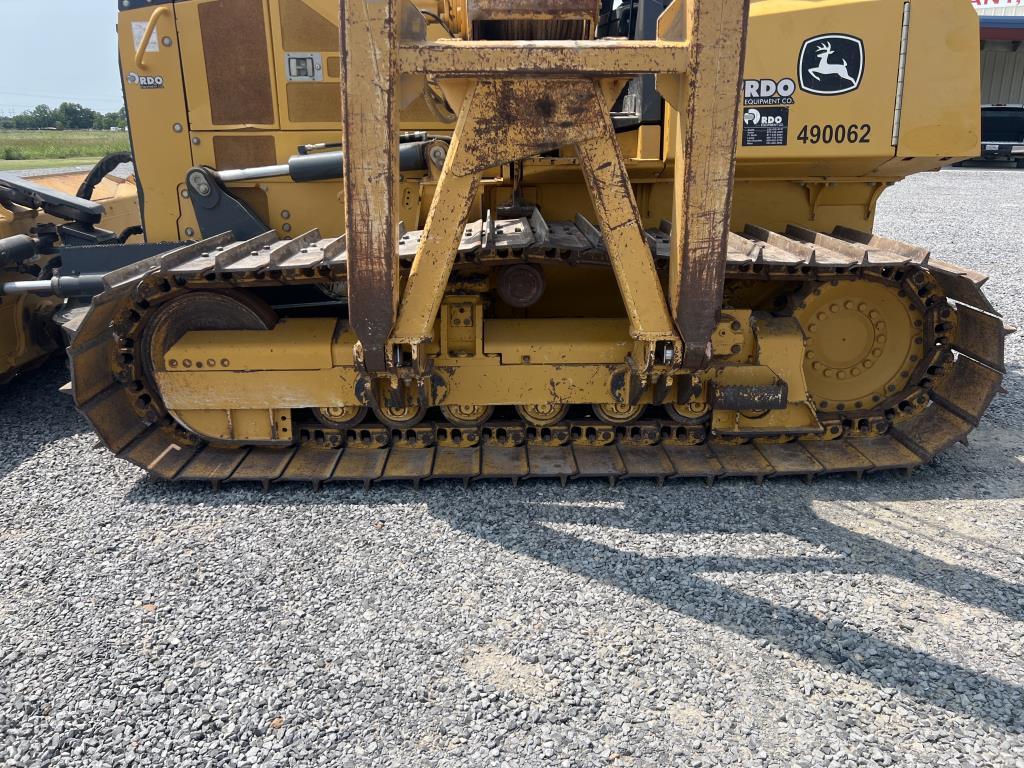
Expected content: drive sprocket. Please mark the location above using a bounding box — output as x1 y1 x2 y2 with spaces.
792 273 943 420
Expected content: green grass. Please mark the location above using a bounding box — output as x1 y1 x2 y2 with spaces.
0 130 129 164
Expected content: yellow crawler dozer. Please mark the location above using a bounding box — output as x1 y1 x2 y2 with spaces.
63 0 1007 486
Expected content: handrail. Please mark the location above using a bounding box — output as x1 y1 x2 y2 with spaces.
134 6 171 69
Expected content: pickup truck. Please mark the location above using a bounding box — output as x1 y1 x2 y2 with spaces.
980 104 1024 167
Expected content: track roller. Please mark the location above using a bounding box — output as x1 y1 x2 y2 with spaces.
593 403 645 425
516 404 570 427
441 404 495 428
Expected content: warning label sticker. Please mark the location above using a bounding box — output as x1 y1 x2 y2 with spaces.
132 21 160 54
742 107 789 147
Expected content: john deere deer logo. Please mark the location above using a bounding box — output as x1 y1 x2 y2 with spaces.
799 34 864 96
808 42 857 85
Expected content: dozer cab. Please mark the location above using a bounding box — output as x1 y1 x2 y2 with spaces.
59 0 1007 487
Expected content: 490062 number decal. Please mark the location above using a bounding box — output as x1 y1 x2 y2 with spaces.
797 124 872 145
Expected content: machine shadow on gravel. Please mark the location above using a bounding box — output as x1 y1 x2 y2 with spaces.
109 356 1024 734
118 449 1024 733
423 487 1024 734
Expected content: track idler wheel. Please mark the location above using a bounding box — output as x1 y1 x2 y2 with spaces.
141 290 277 384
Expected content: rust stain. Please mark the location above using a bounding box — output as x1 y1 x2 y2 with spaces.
341 0 400 369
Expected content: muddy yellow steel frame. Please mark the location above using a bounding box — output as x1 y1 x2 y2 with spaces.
340 0 750 375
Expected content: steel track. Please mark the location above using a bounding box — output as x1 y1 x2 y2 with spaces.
65 218 1009 488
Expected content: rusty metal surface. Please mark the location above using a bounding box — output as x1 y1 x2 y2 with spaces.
278 444 342 485
847 436 920 473
382 446 436 486
663 0 752 368
663 444 722 481
801 440 873 477
480 443 529 481
573 445 626 481
952 304 1006 373
619 444 674 484
890 405 973 462
229 446 298 486
710 443 773 481
398 39 689 77
466 0 598 22
79 386 150 454
117 428 197 480
929 356 1003 426
526 445 577 484
176 446 248 486
341 0 400 371
90 418 1005 488
332 447 388 487
714 382 787 411
432 445 481 483
449 80 610 176
66 0 1007 489
381 0 745 363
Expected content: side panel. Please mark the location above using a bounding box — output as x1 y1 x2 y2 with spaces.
268 0 343 130
118 3 196 242
122 0 981 244
883 0 981 174
736 0 905 179
175 0 280 130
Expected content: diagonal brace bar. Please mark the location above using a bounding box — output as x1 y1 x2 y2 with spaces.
391 78 677 349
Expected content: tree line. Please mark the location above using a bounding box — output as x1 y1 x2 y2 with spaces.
0 103 128 131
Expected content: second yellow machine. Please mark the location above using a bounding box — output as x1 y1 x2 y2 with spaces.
66 0 1006 485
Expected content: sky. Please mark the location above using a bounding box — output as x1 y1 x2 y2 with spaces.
0 0 124 116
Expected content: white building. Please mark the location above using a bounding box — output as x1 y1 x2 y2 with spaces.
975 0 1024 103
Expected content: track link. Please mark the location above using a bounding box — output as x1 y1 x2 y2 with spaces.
66 219 1009 488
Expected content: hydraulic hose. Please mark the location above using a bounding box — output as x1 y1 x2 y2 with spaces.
76 152 134 201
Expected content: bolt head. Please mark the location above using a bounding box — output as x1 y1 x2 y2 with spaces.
188 171 212 197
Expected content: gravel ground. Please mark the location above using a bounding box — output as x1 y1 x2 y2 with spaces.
9 164 135 180
0 167 1022 767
